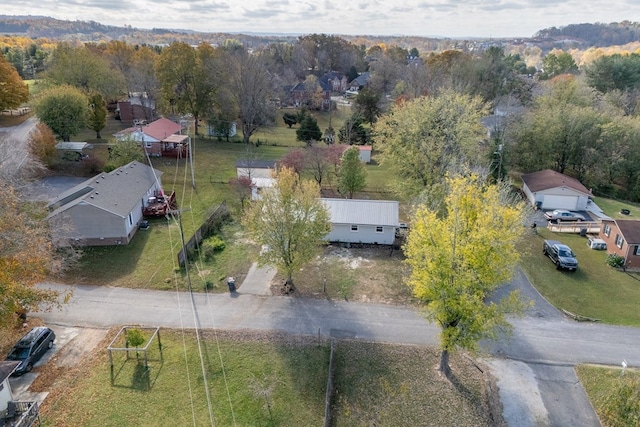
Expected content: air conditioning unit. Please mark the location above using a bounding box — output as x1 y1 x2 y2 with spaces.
587 237 607 250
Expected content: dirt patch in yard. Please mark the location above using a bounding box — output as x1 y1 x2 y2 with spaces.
280 244 414 304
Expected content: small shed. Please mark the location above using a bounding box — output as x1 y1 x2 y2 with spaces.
321 198 399 245
357 145 372 163
236 159 277 180
521 169 592 211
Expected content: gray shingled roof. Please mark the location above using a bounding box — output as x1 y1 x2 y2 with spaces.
321 198 399 226
236 159 277 169
47 161 162 218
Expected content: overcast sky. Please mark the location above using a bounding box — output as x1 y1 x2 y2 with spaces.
4 0 640 38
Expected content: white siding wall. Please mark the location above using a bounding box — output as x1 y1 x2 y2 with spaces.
537 187 589 210
0 379 13 412
325 224 395 245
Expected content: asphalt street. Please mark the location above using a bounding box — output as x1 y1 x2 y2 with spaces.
36 270 640 427
1 120 617 426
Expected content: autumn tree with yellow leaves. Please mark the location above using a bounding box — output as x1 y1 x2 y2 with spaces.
243 167 330 291
404 174 527 379
0 182 76 328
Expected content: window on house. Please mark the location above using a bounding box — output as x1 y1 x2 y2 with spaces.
145 141 152 148
129 213 133 226
635 245 640 256
351 225 358 232
375 226 383 233
604 224 611 237
615 234 624 248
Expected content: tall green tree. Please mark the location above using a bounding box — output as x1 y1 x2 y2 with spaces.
337 146 367 198
375 89 489 197
0 52 29 111
510 76 602 178
354 87 382 125
156 42 221 135
88 93 107 139
540 51 578 80
338 115 369 145
404 174 527 378
243 167 330 290
46 43 125 101
296 114 322 146
585 53 640 93
33 85 90 142
107 138 146 170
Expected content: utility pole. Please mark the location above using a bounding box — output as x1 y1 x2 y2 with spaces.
494 143 503 181
181 118 196 188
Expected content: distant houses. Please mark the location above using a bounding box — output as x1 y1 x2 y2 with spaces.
114 117 189 158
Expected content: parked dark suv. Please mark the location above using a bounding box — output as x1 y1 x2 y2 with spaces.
6 326 56 375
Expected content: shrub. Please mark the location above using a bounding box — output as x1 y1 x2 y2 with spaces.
81 156 105 175
606 253 625 269
126 328 146 348
201 235 226 260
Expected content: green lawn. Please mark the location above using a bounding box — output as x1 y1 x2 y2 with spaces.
40 330 493 427
576 364 640 427
518 227 640 326
41 330 329 426
592 196 640 219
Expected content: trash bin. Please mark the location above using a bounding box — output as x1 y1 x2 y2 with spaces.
580 227 587 237
227 277 236 293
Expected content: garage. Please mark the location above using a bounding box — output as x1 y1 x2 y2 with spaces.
522 170 592 212
541 194 579 210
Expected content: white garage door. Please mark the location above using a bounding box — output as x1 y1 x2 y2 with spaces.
542 195 578 210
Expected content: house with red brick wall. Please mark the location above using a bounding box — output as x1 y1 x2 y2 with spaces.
599 219 640 270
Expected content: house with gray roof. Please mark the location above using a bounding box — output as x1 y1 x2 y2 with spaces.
47 161 163 246
321 198 399 245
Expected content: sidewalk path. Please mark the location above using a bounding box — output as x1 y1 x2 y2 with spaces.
238 263 276 296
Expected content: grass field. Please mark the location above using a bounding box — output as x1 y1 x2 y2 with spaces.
38 329 494 427
60 107 403 295
576 364 640 427
518 227 640 326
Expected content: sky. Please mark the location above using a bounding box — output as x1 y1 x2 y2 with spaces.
4 0 640 38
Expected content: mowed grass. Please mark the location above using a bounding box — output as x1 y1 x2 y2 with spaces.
40 330 329 426
38 329 495 427
61 138 281 290
592 196 640 219
576 364 640 427
60 107 400 293
518 227 640 325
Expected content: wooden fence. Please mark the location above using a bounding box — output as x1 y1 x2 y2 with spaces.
177 203 230 266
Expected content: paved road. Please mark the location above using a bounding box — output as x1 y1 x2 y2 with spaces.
0 116 37 178
36 270 640 426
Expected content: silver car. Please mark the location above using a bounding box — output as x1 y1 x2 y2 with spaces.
543 209 585 222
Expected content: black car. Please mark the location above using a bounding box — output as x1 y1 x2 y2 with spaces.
6 326 56 375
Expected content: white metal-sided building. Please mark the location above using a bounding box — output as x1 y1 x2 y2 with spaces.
321 198 399 245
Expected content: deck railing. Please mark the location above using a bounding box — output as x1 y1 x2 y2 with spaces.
547 220 601 234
